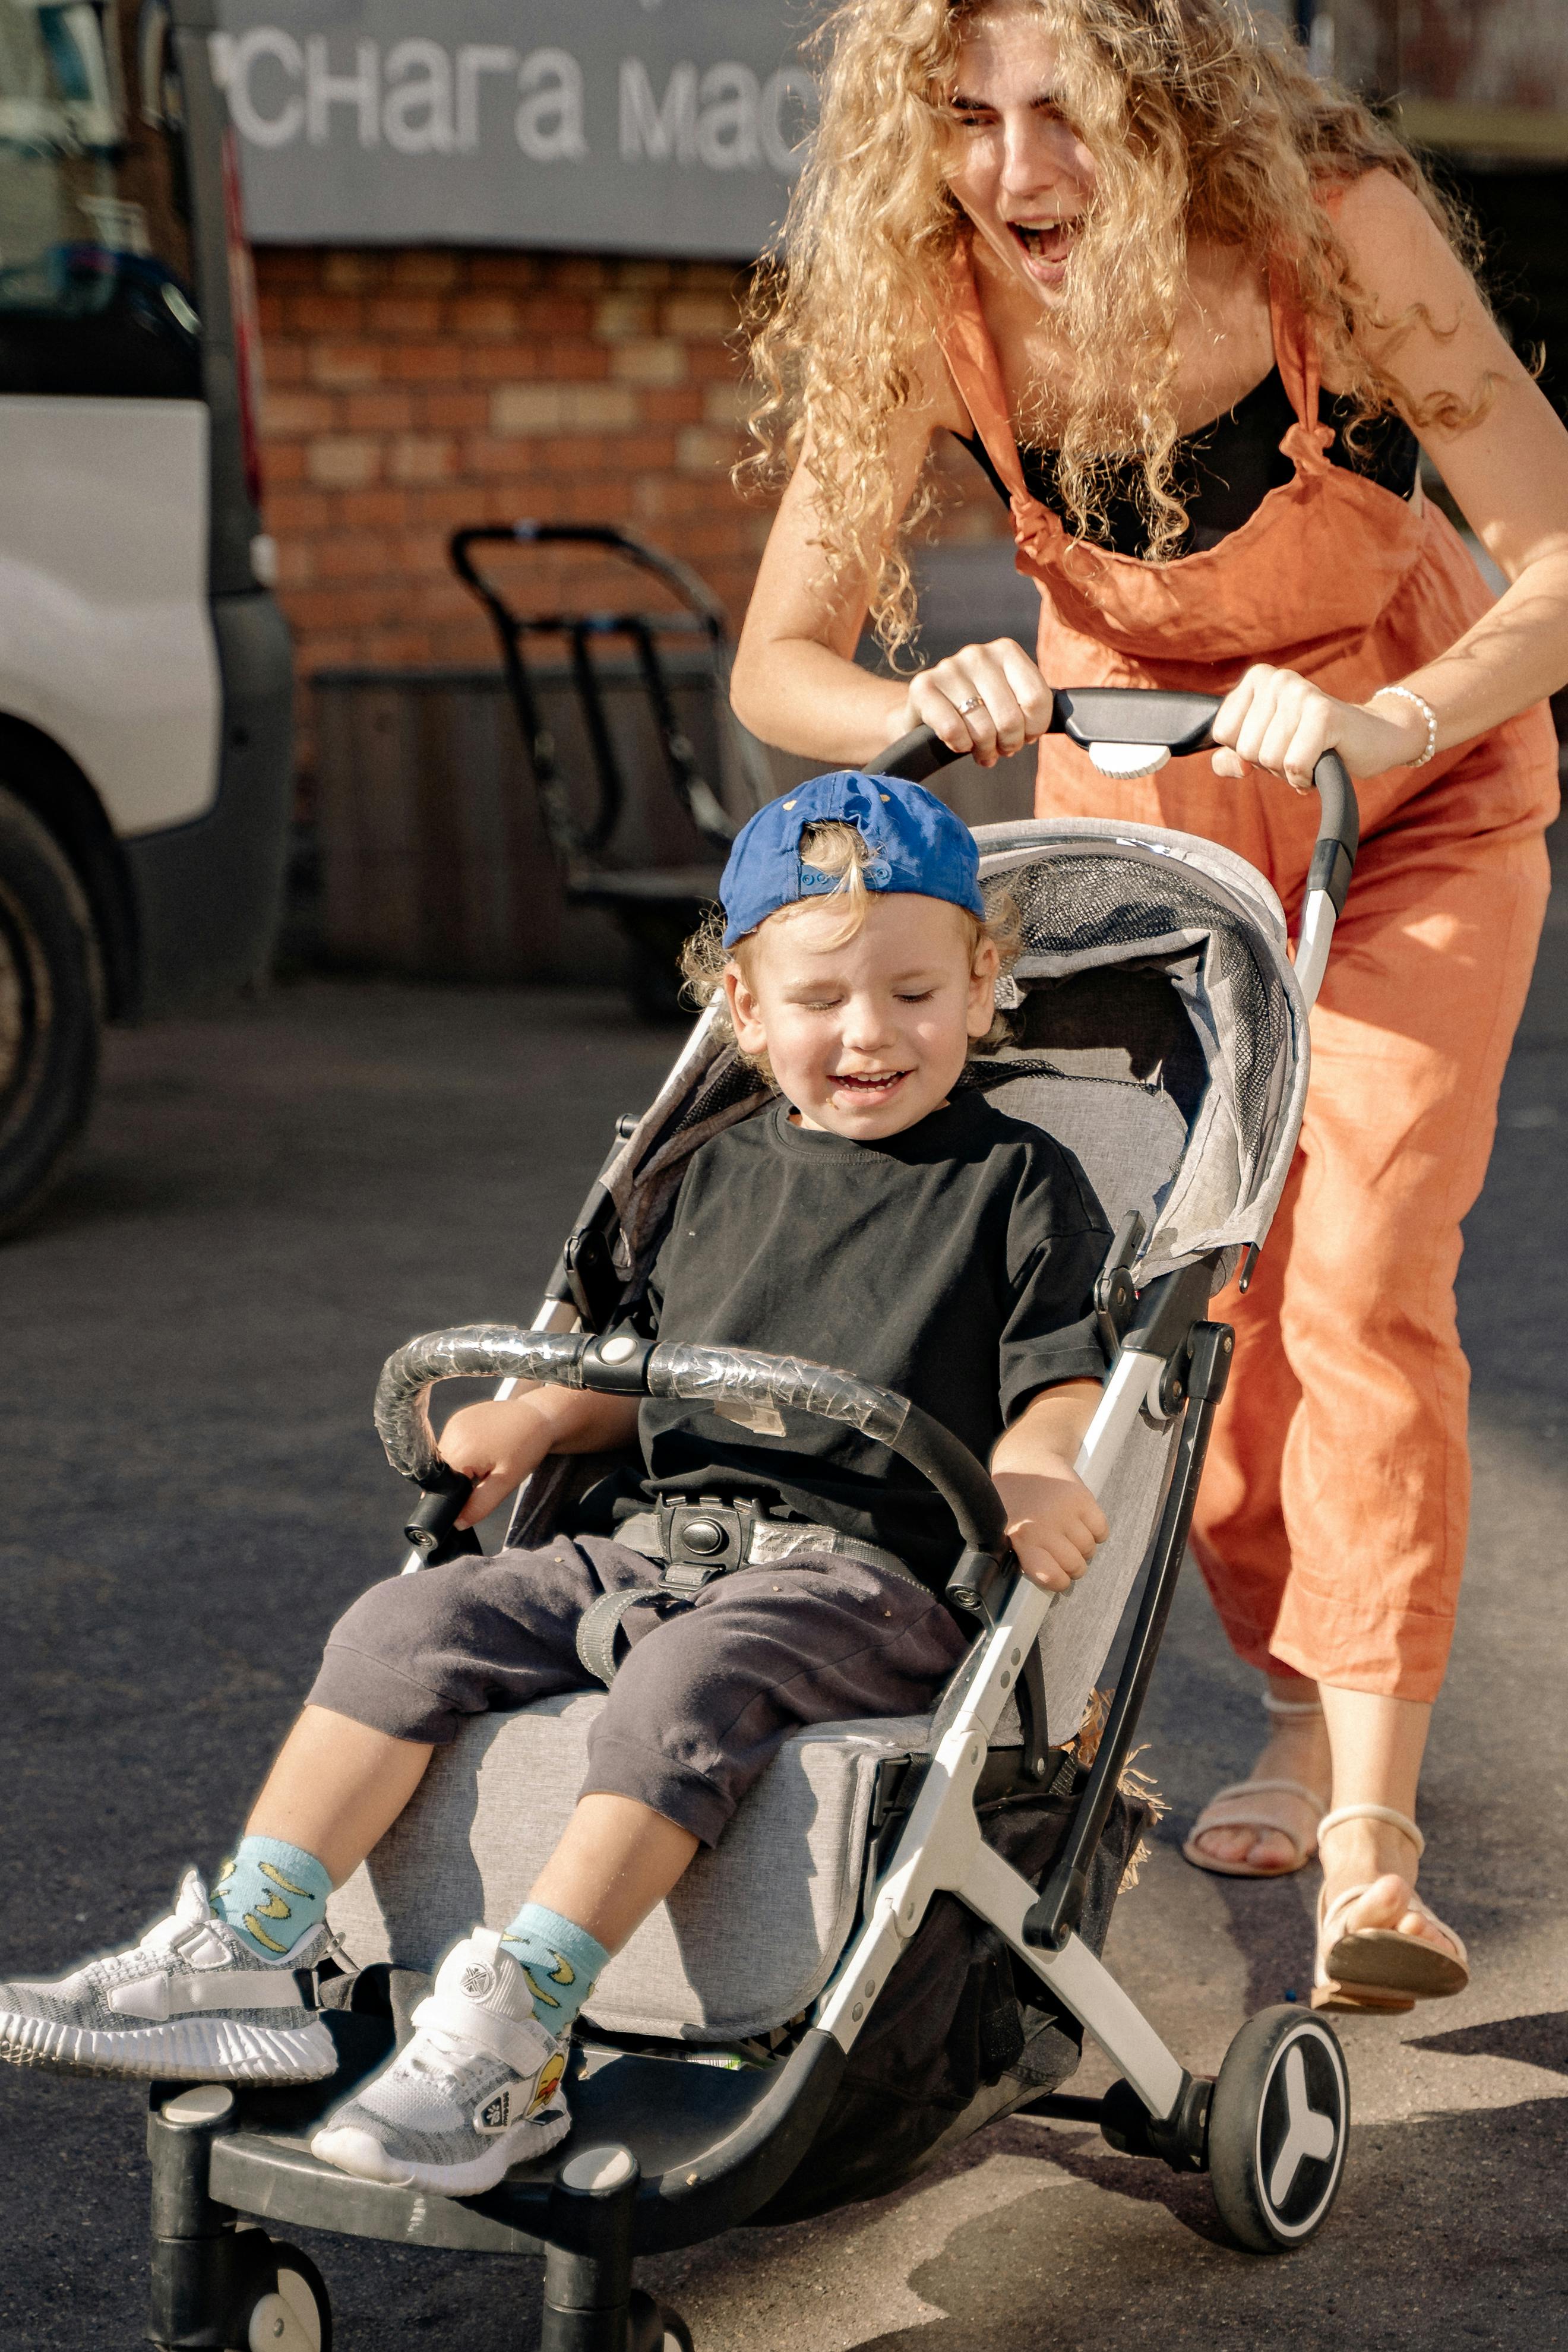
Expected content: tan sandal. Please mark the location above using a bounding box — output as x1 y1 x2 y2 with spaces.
1181 1693 1329 1879
1311 1804 1469 2013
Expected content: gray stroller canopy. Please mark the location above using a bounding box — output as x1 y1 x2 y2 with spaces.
605 816 1310 1291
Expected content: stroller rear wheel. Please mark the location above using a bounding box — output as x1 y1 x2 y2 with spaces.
1207 2005 1349 2253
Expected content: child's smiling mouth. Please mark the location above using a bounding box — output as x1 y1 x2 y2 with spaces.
829 1069 911 1098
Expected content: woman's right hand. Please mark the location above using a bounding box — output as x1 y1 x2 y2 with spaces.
896 638 1055 769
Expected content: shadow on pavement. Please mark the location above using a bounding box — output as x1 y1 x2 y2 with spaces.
1411 2010 1568 2078
796 2097 1568 2352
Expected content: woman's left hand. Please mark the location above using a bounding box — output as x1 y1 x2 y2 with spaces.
1211 664 1428 792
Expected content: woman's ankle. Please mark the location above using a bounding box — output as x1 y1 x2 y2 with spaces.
1256 1681 1329 1782
1318 1811 1421 1891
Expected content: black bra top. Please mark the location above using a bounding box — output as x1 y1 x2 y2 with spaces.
957 364 1419 560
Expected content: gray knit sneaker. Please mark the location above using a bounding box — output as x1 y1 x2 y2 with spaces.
0 1869 336 2083
311 1927 571 2194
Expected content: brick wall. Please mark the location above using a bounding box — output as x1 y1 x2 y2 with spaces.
254 244 1008 779
252 245 771 774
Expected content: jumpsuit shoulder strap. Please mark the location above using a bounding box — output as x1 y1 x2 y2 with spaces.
1267 255 1323 434
937 234 1034 504
1266 179 1373 458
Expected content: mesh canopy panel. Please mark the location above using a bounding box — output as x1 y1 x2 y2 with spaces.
998 853 1288 1168
665 1050 768 1142
976 822 1307 1278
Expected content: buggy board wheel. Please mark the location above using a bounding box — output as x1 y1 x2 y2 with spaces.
233 2239 332 2351
629 2287 696 2351
1207 2005 1349 2253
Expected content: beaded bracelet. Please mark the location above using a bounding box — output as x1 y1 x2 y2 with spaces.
1370 683 1438 769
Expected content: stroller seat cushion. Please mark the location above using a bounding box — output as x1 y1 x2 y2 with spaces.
333 1410 1177 2044
328 1695 935 2043
981 1068 1189 1240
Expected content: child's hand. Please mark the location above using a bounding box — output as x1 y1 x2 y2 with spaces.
440 1396 557 1527
991 1462 1108 1594
438 1384 644 1527
990 1379 1108 1592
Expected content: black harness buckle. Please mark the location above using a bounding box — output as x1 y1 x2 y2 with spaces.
655 1496 758 1589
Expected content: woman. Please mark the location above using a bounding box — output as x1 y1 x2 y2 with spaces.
729 0 1567 2010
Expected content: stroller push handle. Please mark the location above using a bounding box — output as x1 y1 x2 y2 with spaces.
875 690 1360 1007
374 1325 1009 1561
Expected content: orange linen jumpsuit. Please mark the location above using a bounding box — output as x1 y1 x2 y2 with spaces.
943 238 1558 1702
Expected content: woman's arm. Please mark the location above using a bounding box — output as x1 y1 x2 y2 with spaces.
731 355 1057 769
1213 170 1568 789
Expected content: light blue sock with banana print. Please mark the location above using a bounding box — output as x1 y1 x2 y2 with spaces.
210 1835 333 1959
500 1902 608 2033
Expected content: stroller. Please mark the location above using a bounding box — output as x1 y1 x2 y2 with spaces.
142 688 1361 2352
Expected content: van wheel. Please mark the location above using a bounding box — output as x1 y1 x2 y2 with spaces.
0 788 103 1238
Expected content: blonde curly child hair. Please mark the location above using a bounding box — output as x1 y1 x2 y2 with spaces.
681 818 1020 1071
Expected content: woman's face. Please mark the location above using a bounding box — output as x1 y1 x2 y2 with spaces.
942 4 1098 302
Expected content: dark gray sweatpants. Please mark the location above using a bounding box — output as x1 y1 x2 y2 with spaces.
308 1535 967 1846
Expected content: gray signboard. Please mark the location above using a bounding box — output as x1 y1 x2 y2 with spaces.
212 1 818 256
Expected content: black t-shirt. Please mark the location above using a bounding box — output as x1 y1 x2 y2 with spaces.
637 1092 1111 1591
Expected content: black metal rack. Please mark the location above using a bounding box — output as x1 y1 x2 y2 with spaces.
450 521 773 1015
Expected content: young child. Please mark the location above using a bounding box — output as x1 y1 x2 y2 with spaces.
0 772 1112 2197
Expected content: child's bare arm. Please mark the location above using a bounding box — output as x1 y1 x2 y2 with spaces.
441 1386 643 1527
990 1379 1108 1594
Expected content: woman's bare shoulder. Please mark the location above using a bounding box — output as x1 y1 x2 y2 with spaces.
1329 167 1474 318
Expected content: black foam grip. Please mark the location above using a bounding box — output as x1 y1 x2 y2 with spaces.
870 700 1360 906
1305 750 1359 908
868 725 963 782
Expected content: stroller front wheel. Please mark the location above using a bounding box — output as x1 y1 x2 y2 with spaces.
1206 2005 1349 2253
232 2238 332 2351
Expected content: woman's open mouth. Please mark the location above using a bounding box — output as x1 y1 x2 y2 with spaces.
1008 217 1079 278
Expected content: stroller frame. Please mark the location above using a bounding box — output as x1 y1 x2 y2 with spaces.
142 694 1361 2352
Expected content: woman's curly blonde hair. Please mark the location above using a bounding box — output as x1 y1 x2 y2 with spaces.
739 0 1488 656
681 820 1021 1073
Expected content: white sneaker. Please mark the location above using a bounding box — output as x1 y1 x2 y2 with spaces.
311 1928 571 2195
0 1869 336 2082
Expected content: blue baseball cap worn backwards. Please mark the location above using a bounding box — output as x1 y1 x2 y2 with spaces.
719 771 985 950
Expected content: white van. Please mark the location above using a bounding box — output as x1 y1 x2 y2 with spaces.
0 0 292 1231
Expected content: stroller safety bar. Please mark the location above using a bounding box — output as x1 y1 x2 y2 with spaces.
374 1325 1010 1559
877 688 1360 1010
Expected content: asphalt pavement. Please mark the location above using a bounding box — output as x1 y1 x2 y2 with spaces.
1 831 1564 2351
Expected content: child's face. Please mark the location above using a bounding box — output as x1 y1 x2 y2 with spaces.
724 893 999 1140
